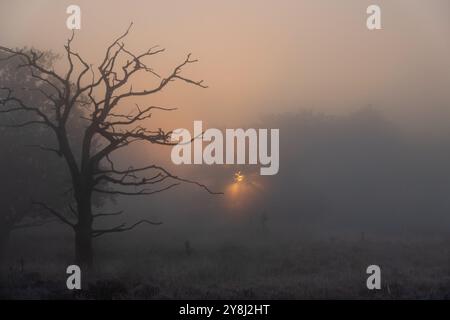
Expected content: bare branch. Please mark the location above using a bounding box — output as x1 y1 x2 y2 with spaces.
0 46 66 85
92 219 162 238
93 210 124 219
24 144 62 157
12 218 58 230
0 120 48 128
0 87 56 129
32 201 75 228
95 164 223 195
93 182 180 196
108 53 207 110
104 104 177 126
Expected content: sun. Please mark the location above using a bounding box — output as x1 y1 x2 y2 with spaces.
234 171 244 183
226 170 266 212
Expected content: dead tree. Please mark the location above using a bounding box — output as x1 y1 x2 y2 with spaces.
0 50 77 265
0 24 219 268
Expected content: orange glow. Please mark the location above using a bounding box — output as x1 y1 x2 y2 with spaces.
224 171 267 213
234 171 244 183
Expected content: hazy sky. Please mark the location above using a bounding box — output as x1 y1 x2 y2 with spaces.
2 0 450 240
1 0 450 129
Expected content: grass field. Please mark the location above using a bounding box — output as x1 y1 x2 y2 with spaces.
2 231 450 299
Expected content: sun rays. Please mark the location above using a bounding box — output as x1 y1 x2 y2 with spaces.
224 171 266 212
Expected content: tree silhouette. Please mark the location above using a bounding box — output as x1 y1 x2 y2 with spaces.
0 50 72 263
0 24 218 267
0 50 109 266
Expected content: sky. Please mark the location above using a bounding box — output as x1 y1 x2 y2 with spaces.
1 0 449 131
2 0 450 242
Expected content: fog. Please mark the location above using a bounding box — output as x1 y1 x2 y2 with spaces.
102 107 450 242
1 0 450 126
1 0 450 299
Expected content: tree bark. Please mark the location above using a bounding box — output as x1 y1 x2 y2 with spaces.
75 226 93 268
74 191 94 269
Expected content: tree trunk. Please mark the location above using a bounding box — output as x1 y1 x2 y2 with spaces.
75 224 93 268
0 227 10 266
74 193 94 269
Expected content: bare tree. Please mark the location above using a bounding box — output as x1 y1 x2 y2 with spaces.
0 50 75 264
0 24 219 268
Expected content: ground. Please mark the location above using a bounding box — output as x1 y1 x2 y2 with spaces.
2 232 450 299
